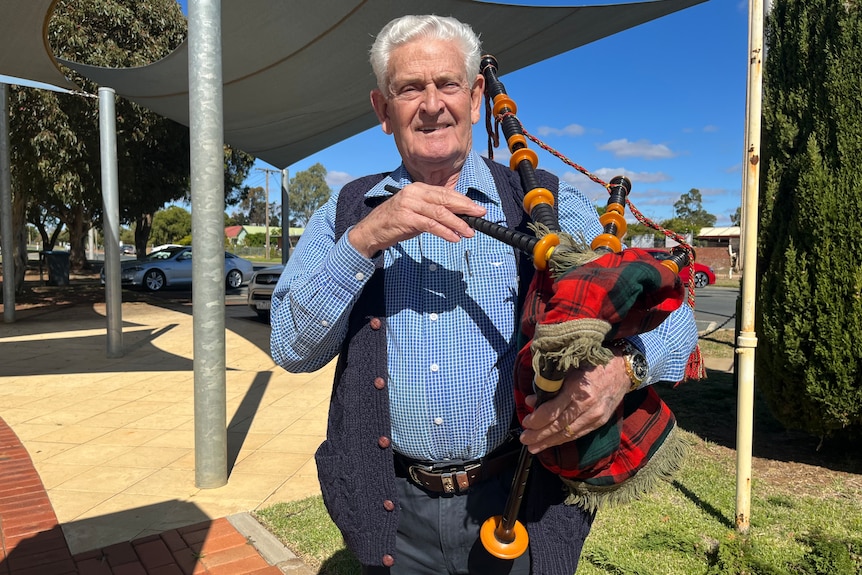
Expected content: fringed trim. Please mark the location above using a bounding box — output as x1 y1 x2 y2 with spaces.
532 318 613 374
558 424 694 512
528 223 598 276
682 344 707 383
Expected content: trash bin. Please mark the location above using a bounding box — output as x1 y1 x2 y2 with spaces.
42 251 70 286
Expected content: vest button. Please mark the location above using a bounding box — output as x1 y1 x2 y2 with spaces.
382 554 395 567
369 317 382 330
377 436 391 449
373 377 386 390
383 499 395 511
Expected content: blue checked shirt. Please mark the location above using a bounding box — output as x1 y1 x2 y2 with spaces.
270 151 698 461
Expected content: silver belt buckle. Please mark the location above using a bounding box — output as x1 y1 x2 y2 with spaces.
408 461 482 493
441 472 456 493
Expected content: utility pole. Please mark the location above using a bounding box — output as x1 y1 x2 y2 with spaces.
257 167 280 259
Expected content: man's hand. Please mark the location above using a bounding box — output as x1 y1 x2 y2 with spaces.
347 183 486 258
519 350 630 453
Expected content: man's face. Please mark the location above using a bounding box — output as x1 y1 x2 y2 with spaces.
371 38 484 181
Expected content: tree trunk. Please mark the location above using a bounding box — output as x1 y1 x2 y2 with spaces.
135 212 153 256
11 191 28 295
67 204 89 271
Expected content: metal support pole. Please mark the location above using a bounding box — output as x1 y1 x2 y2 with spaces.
281 168 289 265
1 83 14 323
99 87 123 357
735 0 764 534
189 0 228 488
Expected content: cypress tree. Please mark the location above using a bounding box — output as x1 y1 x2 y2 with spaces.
758 0 862 437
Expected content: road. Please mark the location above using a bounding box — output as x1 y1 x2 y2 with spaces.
692 286 738 334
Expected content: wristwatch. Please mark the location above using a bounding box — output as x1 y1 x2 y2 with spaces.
614 340 648 392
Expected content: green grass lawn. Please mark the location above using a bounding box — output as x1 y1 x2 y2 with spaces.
254 331 862 574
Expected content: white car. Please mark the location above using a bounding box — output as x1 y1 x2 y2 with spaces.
247 264 284 319
103 246 255 291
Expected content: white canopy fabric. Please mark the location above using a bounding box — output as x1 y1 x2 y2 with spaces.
0 0 79 90
53 0 705 169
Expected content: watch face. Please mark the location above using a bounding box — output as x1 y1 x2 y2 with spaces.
632 355 648 380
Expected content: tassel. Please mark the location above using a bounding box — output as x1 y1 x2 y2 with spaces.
680 344 706 383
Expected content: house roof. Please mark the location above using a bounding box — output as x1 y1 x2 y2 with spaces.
224 225 244 239
698 226 741 237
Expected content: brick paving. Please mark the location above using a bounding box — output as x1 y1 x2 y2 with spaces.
0 418 288 574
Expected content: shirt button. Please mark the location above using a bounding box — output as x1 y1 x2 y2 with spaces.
355 272 365 281
378 436 391 449
369 317 382 330
429 313 438 321
382 555 395 567
373 377 386 390
383 499 395 512
433 417 443 426
320 320 329 327
430 363 439 372
428 263 438 272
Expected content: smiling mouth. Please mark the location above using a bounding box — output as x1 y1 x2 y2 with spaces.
418 125 449 133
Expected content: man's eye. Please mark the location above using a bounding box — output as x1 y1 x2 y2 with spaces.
395 86 420 99
441 83 462 94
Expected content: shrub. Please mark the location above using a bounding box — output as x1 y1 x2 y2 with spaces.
757 0 862 438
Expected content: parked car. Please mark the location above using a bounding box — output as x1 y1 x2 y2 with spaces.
149 243 183 253
643 248 716 288
247 264 284 319
120 245 135 255
102 246 254 291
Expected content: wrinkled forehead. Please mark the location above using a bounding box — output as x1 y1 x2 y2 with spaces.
387 39 469 86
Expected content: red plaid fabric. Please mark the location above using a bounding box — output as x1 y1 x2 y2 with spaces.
514 248 684 486
538 248 685 341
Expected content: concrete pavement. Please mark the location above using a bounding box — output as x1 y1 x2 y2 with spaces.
1 292 332 564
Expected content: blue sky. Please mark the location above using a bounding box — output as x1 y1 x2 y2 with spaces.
3 0 749 227
236 0 749 226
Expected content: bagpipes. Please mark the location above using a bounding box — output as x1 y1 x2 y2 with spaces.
464 55 704 560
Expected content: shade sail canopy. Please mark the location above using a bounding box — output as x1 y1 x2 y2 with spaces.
55 0 705 169
0 0 78 90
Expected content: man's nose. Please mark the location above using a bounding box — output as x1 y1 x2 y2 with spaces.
419 85 444 114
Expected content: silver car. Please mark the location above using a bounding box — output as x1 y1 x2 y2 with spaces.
106 246 255 292
247 264 284 319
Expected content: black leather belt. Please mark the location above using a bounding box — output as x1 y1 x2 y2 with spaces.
393 444 520 494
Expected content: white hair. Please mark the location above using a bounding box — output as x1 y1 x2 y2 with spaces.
369 15 481 94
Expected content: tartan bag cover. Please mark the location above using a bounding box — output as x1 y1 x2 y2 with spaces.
513 248 692 510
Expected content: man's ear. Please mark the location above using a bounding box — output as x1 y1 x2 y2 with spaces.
370 90 393 135
470 75 485 125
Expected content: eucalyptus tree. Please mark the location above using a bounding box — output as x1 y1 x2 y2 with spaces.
9 0 254 280
288 163 331 226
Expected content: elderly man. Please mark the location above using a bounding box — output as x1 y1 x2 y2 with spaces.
271 14 698 575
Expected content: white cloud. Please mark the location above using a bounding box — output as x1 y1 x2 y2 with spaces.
703 125 720 133
597 138 676 160
326 170 354 190
535 124 586 137
561 168 671 202
591 167 671 184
